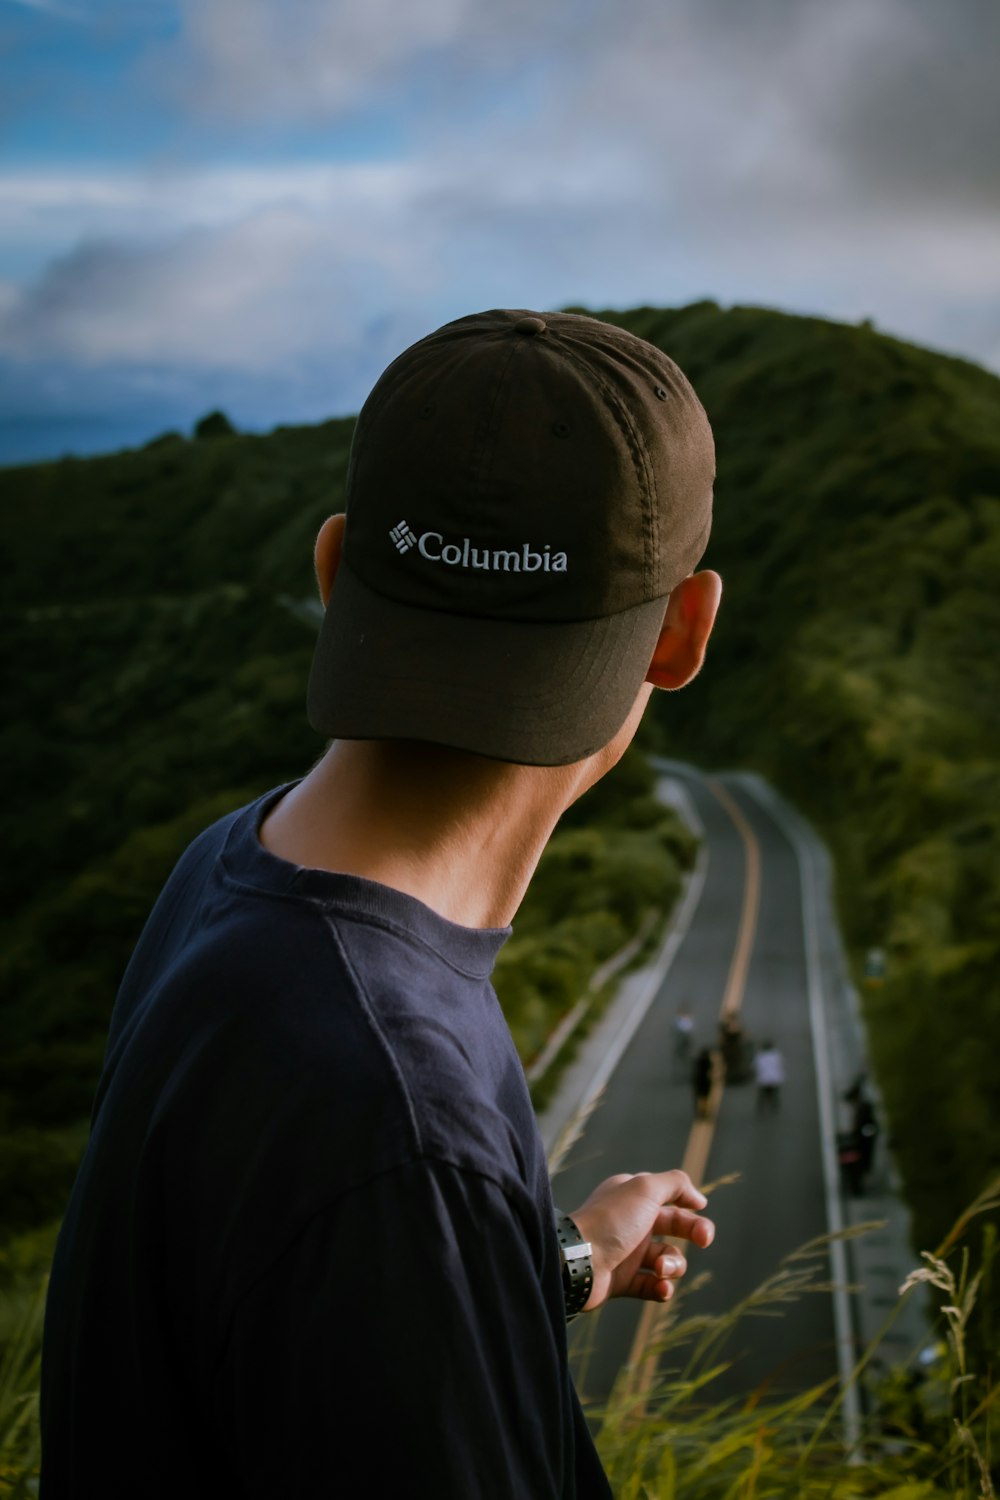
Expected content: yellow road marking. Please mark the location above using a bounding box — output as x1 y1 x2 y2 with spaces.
617 778 762 1412
712 781 762 1022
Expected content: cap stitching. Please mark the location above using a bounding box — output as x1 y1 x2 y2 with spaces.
555 338 657 599
472 336 520 509
346 343 416 497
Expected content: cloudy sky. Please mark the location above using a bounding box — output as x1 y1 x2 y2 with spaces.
1 0 998 462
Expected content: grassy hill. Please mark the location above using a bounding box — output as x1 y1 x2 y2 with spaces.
592 301 1000 1277
2 300 999 1328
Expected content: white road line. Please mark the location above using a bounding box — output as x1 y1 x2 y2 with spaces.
582 842 709 1111
737 775 862 1451
543 819 709 1167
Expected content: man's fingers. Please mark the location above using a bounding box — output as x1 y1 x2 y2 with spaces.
653 1203 715 1247
628 1269 676 1301
635 1169 707 1212
641 1240 687 1278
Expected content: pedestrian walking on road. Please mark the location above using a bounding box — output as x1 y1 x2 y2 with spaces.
674 1004 694 1065
838 1132 865 1196
40 310 721 1499
693 1046 715 1120
754 1040 785 1112
719 1012 749 1083
844 1075 880 1188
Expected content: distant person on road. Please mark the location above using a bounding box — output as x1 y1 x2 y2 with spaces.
674 1003 695 1063
719 1012 749 1082
40 311 721 1499
693 1046 715 1119
754 1039 785 1112
838 1131 865 1196
844 1075 880 1186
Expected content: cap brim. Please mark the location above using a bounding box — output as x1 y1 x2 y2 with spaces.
306 561 669 767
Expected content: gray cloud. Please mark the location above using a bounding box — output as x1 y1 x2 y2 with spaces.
0 205 428 370
153 0 566 123
809 0 1000 210
544 0 1000 223
145 0 1000 216
3 0 999 445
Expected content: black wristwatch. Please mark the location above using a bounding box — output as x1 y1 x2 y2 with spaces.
555 1213 594 1320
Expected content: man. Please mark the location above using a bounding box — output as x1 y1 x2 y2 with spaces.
673 1002 694 1063
844 1075 879 1186
754 1039 786 1112
40 309 721 1497
692 1045 716 1121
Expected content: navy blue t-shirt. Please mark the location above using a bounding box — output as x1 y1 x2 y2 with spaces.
40 783 612 1498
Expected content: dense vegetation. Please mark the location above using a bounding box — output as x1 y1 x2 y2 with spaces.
0 410 692 1284
2 415 350 1254
497 754 696 1070
581 301 1000 1297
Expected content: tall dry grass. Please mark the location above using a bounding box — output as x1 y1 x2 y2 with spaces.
2 1177 997 1497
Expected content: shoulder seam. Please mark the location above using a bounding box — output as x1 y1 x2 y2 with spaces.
318 911 424 1159
216 869 500 982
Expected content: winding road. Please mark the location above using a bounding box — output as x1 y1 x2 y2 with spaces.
543 763 867 1422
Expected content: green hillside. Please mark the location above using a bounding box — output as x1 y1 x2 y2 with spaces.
594 301 1000 1271
2 300 999 1321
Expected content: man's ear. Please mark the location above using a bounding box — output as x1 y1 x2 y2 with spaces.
646 570 722 691
314 513 347 608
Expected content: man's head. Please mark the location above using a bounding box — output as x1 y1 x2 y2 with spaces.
306 309 719 770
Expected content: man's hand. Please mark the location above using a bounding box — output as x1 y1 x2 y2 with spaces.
569 1170 715 1310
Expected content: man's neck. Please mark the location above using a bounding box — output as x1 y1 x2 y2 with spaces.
259 739 582 929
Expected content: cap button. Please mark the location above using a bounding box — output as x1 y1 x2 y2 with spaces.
513 315 546 335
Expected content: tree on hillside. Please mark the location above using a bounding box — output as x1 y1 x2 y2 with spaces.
193 410 236 440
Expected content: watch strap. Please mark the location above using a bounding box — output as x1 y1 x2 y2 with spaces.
556 1213 594 1320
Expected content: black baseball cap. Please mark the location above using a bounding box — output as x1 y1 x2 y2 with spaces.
307 308 714 766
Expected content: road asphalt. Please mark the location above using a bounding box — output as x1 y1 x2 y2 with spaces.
536 762 930 1427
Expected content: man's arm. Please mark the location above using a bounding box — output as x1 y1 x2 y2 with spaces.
212 1157 607 1498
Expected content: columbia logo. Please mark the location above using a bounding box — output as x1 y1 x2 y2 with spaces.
389 524 568 575
390 520 418 553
